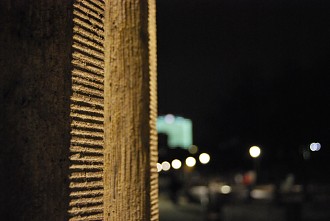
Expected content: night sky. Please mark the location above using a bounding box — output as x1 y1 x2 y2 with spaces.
156 0 330 176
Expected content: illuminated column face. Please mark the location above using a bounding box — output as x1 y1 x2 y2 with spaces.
249 146 261 158
185 157 196 167
104 0 158 219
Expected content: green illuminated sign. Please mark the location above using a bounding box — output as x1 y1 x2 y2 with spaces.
157 115 193 149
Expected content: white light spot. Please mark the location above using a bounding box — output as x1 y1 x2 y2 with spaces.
220 185 232 194
199 153 211 164
164 114 175 124
171 159 182 169
249 146 261 158
161 161 171 171
310 142 321 151
185 157 196 167
157 163 162 172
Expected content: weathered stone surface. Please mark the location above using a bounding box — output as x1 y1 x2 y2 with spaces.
0 0 158 220
0 0 74 220
148 0 159 220
69 0 105 220
103 0 158 220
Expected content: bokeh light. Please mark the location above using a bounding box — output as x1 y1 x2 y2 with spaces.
188 145 198 154
171 159 182 169
185 157 196 167
157 163 162 172
249 146 261 158
220 185 232 194
199 153 211 164
161 161 171 171
310 142 321 151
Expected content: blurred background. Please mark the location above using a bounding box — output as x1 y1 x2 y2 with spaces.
156 0 330 220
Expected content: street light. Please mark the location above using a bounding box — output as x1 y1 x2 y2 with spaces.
157 163 162 172
171 159 182 169
310 142 321 152
161 161 171 171
249 146 261 158
185 157 196 167
246 146 263 201
199 153 210 164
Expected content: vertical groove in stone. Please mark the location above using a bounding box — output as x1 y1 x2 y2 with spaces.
103 0 154 220
148 0 159 220
69 0 106 220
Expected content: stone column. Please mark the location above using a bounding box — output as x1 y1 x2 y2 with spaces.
0 0 158 220
103 0 158 220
